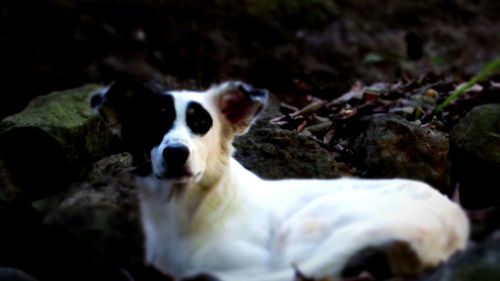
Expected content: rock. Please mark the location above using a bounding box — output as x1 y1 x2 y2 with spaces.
43 153 142 268
234 94 350 179
0 157 21 211
0 85 119 203
0 155 152 281
419 233 500 281
467 207 500 242
450 103 500 209
351 114 451 192
0 267 39 281
234 124 350 179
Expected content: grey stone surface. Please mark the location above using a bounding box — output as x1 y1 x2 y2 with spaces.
234 94 350 179
352 114 451 192
43 153 142 267
419 233 500 281
0 267 39 281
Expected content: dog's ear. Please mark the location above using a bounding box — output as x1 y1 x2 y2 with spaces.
215 81 268 135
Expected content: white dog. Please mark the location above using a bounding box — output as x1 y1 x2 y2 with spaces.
92 80 469 281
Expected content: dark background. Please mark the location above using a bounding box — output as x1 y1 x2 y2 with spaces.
2 0 500 120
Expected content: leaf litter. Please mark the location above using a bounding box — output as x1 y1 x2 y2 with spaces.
270 74 500 151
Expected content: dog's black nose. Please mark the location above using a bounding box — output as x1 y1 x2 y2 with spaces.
162 145 190 167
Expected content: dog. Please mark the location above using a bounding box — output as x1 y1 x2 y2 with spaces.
91 80 469 281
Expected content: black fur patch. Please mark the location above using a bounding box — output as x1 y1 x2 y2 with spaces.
123 93 175 175
97 81 176 175
186 102 212 135
119 93 175 149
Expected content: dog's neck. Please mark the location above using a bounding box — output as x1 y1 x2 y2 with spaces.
181 169 239 230
143 156 257 237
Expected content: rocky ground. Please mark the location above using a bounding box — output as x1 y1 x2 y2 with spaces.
1 1 500 281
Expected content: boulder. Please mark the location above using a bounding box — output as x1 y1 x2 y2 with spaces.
0 267 39 281
234 94 350 179
419 233 500 281
0 85 119 203
234 123 350 179
43 153 142 268
27 152 158 281
449 103 500 209
351 114 451 193
0 157 20 210
0 153 170 281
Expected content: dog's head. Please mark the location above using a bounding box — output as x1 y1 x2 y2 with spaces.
91 80 267 186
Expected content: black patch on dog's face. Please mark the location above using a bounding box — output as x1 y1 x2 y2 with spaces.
96 81 176 176
186 102 212 135
121 93 176 175
119 93 175 149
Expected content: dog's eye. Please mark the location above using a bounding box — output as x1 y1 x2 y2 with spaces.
186 102 212 135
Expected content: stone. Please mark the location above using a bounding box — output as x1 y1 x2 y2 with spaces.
0 85 119 203
449 103 500 209
234 124 350 179
43 153 142 268
419 233 500 281
0 157 21 210
352 114 451 193
0 153 152 281
234 94 350 179
0 267 39 281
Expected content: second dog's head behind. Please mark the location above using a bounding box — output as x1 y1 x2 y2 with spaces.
92 80 268 187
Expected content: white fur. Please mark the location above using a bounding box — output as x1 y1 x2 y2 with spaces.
130 82 469 281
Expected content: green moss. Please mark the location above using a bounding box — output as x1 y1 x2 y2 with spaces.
1 84 100 131
0 84 118 198
0 84 114 164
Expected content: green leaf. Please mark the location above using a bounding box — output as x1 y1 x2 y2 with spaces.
363 53 384 64
436 58 500 112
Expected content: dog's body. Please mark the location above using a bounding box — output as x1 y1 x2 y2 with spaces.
92 81 469 281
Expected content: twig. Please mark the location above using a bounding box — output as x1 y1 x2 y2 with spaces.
280 102 301 113
304 121 333 133
290 100 327 118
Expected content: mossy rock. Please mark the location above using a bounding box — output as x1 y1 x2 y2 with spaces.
0 85 119 203
450 103 500 209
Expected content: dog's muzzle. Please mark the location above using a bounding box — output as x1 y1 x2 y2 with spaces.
157 144 193 179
